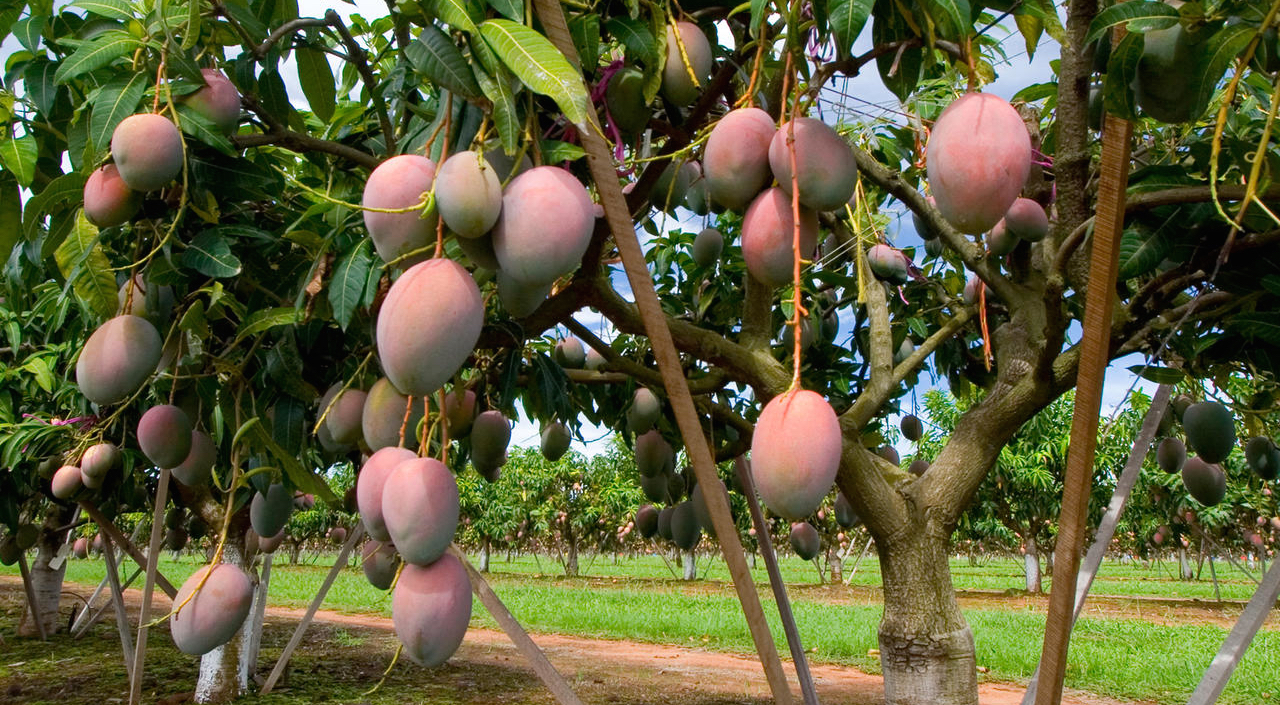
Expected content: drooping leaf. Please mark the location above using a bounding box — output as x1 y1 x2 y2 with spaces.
23 173 86 242
235 307 302 343
1085 1 1179 45
475 64 520 155
53 30 140 84
922 0 970 40
568 13 601 71
487 0 524 22
479 19 591 128
23 59 59 115
605 17 657 66
176 104 235 153
242 415 336 500
1229 312 1280 346
296 46 337 122
1190 23 1254 121
14 14 47 53
1103 32 1143 121
89 71 149 156
1015 14 1043 60
328 239 372 330
872 0 922 102
829 0 873 58
0 134 37 188
53 212 117 320
406 24 483 99
1116 227 1170 280
429 0 483 34
183 231 243 278
540 139 586 163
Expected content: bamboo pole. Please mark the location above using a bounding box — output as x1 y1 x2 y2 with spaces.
1034 102 1134 705
260 524 363 694
735 457 820 705
129 466 172 705
1021 384 1169 704
527 1 794 699
449 545 587 705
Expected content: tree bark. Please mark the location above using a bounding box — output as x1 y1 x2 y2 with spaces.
196 531 251 704
682 550 696 581
1025 535 1042 594
828 546 843 583
20 503 75 637
1179 547 1194 581
563 526 578 577
878 529 978 705
480 538 491 573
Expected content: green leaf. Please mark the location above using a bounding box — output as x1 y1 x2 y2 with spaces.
540 139 586 163
1116 227 1169 280
176 103 235 153
0 134 36 188
183 231 242 278
53 30 140 84
73 0 135 20
1191 24 1254 120
1103 32 1143 121
1011 81 1058 103
406 24 483 99
235 306 301 343
479 19 591 128
749 0 770 36
25 356 54 393
429 0 482 34
53 212 117 320
0 173 21 263
296 46 337 122
14 15 46 53
605 17 657 66
329 239 372 330
1015 14 1043 60
488 0 524 23
242 415 336 501
23 173 86 242
1127 364 1186 384
829 0 872 58
1229 312 1280 346
475 65 520 155
568 13 601 71
923 0 970 40
180 299 210 338
182 0 202 50
89 71 148 156
1085 1 1178 45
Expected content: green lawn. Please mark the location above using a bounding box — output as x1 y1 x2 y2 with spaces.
8 549 1277 705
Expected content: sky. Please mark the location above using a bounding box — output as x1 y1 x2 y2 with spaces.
12 2 1158 457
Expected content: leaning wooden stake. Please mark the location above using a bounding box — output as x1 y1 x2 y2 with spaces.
244 552 272 676
74 566 143 639
129 466 172 705
1035 104 1134 705
81 501 177 599
1021 384 1170 704
735 457 820 705
16 552 47 640
260 524 363 695
449 545 587 705
1187 552 1280 704
528 1 794 700
101 535 137 682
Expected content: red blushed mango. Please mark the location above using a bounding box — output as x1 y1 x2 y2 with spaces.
768 117 857 213
363 155 437 264
77 315 162 406
170 564 253 655
362 377 423 451
491 166 594 286
111 114 184 192
79 442 120 489
926 93 1031 234
325 387 367 445
361 540 400 590
137 404 192 469
470 410 511 473
704 108 775 211
436 150 503 239
391 554 471 667
1003 197 1049 242
250 483 293 538
185 69 241 134
444 388 477 438
52 465 83 499
381 457 459 566
790 521 820 560
741 187 818 287
83 164 139 228
635 429 672 478
662 21 712 106
171 430 215 487
496 268 551 318
375 258 482 397
357 446 416 542
751 389 841 520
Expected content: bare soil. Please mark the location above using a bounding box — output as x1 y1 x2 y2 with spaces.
0 576 1146 705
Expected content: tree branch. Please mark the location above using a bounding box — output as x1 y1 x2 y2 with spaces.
251 17 331 59
324 10 396 155
231 130 380 171
562 317 730 395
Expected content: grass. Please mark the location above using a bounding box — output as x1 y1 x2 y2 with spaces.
7 549 1278 704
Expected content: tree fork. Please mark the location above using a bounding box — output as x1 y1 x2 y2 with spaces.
530 0 795 701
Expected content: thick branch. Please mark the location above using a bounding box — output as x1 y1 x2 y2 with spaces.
251 17 330 59
324 10 396 155
563 317 729 395
231 130 380 171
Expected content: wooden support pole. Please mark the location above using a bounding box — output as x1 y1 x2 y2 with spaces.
245 553 272 676
73 565 142 639
81 501 177 599
449 545 587 705
101 535 137 682
1187 554 1280 704
1035 107 1134 705
260 524 363 695
844 537 875 586
129 466 171 705
735 457 820 705
528 1 794 700
16 552 47 641
1021 384 1170 704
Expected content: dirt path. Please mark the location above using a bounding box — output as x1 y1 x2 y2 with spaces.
1 575 1145 705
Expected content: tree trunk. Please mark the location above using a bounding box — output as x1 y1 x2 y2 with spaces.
563 526 578 577
20 504 75 637
682 550 696 580
1179 547 1194 581
828 546 843 583
480 538 491 573
878 530 978 705
1024 535 1042 594
196 535 251 703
